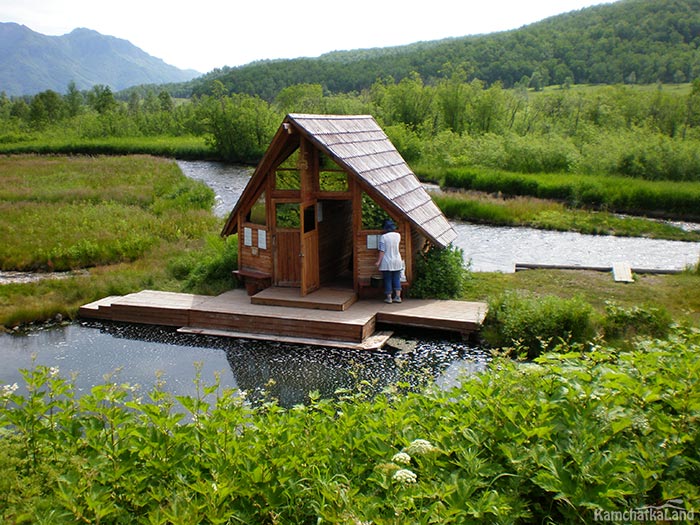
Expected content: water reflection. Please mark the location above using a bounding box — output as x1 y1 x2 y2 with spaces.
0 322 489 407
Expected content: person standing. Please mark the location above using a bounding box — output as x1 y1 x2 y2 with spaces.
375 219 402 304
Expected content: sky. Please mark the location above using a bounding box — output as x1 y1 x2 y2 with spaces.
1 0 614 74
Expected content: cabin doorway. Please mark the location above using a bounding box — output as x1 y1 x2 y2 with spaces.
271 199 321 294
316 198 353 289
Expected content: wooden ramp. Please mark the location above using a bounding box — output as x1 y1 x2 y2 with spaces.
79 288 488 350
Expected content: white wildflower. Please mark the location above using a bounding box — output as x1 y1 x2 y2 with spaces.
391 452 411 465
392 468 417 484
1 383 19 399
49 366 60 378
404 438 437 455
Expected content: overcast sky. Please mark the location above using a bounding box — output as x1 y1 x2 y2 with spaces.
2 0 614 73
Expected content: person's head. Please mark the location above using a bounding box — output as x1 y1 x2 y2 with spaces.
382 219 396 232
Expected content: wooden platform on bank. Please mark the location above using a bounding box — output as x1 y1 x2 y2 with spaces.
79 288 488 350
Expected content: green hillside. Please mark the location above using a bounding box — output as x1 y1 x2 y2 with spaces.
181 0 700 100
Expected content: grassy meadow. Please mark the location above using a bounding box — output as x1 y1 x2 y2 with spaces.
0 135 211 159
1 154 699 333
0 155 235 328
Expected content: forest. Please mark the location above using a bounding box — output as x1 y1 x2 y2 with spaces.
178 0 700 100
3 76 700 181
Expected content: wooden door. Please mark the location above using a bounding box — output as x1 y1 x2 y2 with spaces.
273 201 301 287
300 201 319 295
274 231 300 286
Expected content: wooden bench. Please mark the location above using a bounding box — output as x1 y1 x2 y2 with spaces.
233 269 272 295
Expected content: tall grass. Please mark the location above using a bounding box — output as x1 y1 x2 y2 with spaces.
0 155 216 272
0 135 212 159
431 190 700 241
440 167 700 220
0 155 224 327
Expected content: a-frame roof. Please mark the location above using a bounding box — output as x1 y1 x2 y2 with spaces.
221 114 456 248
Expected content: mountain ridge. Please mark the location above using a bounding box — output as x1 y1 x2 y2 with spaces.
0 23 200 96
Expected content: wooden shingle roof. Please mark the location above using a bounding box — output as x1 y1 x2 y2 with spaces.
222 114 456 247
290 114 456 247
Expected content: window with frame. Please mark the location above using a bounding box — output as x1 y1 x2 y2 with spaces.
361 192 391 230
245 191 267 225
275 202 300 229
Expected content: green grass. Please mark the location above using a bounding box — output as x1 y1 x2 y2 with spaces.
0 155 233 328
0 135 212 159
462 269 700 328
539 82 693 96
432 190 700 241
437 167 700 219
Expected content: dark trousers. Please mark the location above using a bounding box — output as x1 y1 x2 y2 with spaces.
382 270 401 296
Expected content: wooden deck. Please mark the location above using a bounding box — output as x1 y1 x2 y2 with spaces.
79 288 488 350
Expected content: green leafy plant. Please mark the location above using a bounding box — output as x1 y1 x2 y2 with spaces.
601 300 672 342
169 234 238 295
410 244 469 299
483 290 595 358
2 327 699 523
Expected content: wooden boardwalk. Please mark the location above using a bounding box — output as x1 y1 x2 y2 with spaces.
79 288 488 350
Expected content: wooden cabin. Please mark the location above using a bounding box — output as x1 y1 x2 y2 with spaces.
221 114 457 298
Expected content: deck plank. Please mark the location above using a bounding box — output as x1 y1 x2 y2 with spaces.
612 262 634 283
177 327 393 350
377 299 488 333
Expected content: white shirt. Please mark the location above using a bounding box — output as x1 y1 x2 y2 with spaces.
378 231 402 271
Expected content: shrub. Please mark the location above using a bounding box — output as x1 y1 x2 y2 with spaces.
410 244 469 299
601 300 672 342
169 235 238 295
483 291 595 358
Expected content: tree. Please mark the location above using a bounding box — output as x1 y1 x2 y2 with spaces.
29 90 65 128
128 91 141 116
274 84 325 114
204 93 279 162
87 85 117 114
158 91 174 112
436 64 471 134
64 81 83 118
382 72 434 130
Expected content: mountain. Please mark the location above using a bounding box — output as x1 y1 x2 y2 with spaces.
185 0 700 100
0 23 200 96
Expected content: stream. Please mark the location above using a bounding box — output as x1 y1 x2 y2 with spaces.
1 160 698 406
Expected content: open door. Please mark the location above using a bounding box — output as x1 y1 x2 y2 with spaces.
300 201 319 295
273 201 301 287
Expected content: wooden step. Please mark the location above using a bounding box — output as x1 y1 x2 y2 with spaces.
251 287 358 311
77 295 121 320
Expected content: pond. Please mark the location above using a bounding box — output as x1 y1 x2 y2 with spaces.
1 160 698 406
0 321 488 407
